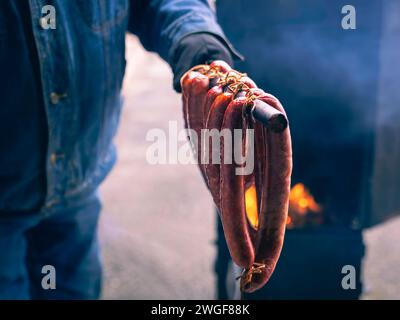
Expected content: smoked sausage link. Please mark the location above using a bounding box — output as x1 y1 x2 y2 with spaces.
181 61 293 293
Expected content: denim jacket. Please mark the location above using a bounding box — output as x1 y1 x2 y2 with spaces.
1 0 230 213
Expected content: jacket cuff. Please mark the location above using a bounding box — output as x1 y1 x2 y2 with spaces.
166 13 243 65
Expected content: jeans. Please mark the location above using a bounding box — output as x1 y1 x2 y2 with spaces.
0 191 102 300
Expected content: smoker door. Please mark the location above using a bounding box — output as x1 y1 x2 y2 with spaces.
216 0 400 228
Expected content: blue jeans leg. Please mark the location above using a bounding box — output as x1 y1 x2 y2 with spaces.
0 216 37 300
26 192 102 300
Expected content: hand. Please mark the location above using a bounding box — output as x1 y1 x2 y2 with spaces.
171 33 235 92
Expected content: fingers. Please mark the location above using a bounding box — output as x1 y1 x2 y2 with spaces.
238 76 257 89
209 60 232 73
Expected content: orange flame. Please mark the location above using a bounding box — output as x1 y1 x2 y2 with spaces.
245 185 259 229
289 183 322 215
246 183 322 230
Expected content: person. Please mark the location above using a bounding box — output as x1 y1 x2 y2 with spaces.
0 0 239 299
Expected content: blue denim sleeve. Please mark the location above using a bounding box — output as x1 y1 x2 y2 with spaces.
128 0 229 63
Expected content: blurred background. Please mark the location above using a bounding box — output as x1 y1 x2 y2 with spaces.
99 0 400 299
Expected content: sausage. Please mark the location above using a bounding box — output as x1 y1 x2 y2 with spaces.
204 65 256 207
204 92 232 207
181 62 292 293
181 71 209 182
220 98 256 268
242 91 292 293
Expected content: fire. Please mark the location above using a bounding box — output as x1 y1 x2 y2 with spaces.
289 183 321 215
245 183 322 230
245 185 259 229
287 183 323 229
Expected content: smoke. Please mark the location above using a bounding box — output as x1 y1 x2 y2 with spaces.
376 0 400 129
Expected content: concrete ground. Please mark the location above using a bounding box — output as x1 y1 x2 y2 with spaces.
99 36 400 300
362 217 400 299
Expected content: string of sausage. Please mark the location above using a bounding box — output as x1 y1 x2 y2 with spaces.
181 61 292 293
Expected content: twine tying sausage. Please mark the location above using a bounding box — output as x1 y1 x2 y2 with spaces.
187 64 258 108
236 263 267 293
